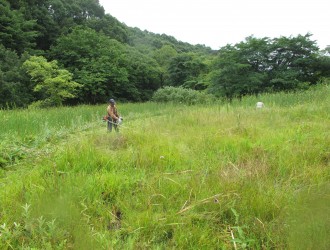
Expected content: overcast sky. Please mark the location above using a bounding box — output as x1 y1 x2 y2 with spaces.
98 0 329 50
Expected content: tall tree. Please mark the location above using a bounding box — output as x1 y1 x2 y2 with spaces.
268 33 320 90
86 14 129 44
209 44 265 100
124 46 162 101
0 45 34 108
23 56 81 107
5 0 106 51
50 27 131 103
168 52 207 87
0 0 38 54
209 34 322 99
50 26 163 103
152 45 178 86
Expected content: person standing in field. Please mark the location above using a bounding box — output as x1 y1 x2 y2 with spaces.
107 98 120 132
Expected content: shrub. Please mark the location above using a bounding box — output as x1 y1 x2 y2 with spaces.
152 86 215 105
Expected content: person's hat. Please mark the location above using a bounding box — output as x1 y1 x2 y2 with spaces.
108 98 115 104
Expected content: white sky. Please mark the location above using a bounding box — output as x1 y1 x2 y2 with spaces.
98 0 329 50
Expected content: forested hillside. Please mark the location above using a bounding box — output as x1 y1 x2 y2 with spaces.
1 0 329 108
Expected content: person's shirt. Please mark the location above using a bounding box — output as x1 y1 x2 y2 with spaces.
107 105 119 120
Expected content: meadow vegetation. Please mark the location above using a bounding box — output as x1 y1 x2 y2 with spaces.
0 84 329 249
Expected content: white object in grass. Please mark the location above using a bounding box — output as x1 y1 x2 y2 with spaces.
256 101 265 108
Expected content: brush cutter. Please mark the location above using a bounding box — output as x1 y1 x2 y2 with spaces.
102 116 123 126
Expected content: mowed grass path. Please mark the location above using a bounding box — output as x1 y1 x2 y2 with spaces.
0 85 329 249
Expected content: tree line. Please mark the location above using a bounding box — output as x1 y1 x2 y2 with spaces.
1 0 329 108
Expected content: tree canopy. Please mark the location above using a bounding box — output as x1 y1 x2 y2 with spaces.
209 34 329 100
0 0 329 108
23 56 81 107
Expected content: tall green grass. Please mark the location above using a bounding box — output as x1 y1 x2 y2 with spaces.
0 84 329 249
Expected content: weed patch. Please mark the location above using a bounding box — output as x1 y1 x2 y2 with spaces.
0 85 329 248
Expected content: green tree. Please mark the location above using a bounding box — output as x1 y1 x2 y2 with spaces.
152 45 178 86
209 44 265 100
5 0 106 51
50 26 131 103
168 52 207 88
315 47 330 78
208 34 323 99
0 45 34 108
0 0 38 54
86 14 129 44
124 46 162 101
23 55 81 107
268 33 320 90
51 26 162 103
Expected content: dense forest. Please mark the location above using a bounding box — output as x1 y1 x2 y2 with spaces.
1 0 329 108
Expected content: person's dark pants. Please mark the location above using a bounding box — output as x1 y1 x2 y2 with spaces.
107 117 118 132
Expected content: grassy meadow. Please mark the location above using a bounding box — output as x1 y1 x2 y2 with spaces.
0 85 329 249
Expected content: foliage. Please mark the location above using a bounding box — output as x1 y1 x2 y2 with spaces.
0 0 329 108
86 14 129 44
0 202 99 249
0 0 38 54
50 26 163 103
168 52 209 88
152 45 178 86
209 34 327 99
15 0 105 51
0 45 34 108
209 43 266 100
23 55 81 107
127 27 213 54
123 46 162 101
152 86 215 104
50 26 130 104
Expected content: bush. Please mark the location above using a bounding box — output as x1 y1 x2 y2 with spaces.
152 86 215 105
